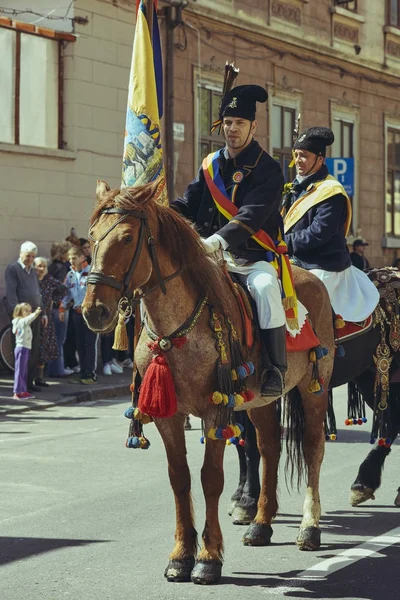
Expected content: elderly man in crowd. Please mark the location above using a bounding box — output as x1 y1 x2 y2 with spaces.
5 241 48 392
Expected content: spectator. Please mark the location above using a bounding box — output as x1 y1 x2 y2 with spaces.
101 333 124 375
34 257 66 386
12 303 42 399
5 241 47 392
47 241 72 377
79 238 92 265
66 227 80 248
60 246 97 384
350 239 371 271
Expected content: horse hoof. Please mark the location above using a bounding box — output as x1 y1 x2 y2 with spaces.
228 500 238 516
394 488 400 507
164 557 195 582
296 527 321 551
231 504 257 525
242 523 273 546
350 487 375 507
191 560 222 585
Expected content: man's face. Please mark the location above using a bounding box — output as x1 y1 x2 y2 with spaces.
222 117 256 152
69 252 85 270
82 243 91 258
355 244 366 255
20 251 36 268
294 149 324 177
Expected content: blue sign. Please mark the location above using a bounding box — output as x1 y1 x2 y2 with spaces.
325 157 354 196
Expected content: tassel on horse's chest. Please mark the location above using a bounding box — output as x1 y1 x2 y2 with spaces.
138 353 178 418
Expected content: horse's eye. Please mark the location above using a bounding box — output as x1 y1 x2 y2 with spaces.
123 235 133 245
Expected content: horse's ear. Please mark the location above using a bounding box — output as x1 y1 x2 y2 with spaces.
96 180 110 202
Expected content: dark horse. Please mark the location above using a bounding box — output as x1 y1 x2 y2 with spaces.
230 269 400 528
83 180 336 585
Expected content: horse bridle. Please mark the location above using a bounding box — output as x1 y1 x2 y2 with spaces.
87 207 177 313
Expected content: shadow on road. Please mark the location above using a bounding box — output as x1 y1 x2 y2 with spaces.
0 536 109 566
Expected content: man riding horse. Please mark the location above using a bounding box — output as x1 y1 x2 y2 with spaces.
282 126 380 324
171 84 291 397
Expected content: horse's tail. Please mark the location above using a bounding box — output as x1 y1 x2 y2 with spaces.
284 387 306 491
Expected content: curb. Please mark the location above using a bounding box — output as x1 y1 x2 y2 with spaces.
1 383 131 416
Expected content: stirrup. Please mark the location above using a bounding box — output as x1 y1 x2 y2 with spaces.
260 366 285 397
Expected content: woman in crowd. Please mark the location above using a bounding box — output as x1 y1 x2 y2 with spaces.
34 257 66 385
47 241 72 377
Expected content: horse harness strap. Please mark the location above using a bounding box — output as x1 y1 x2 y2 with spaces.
87 207 177 306
143 296 208 352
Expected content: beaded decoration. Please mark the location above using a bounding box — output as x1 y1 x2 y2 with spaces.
207 306 255 446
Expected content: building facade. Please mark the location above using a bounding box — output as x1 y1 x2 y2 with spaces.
0 0 399 322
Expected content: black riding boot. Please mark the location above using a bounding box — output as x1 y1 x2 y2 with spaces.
260 326 287 397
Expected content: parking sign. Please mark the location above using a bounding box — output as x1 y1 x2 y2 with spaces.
325 157 354 196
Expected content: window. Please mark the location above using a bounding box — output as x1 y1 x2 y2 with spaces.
271 104 296 183
334 0 357 11
0 26 62 149
197 84 224 162
387 0 400 27
331 117 355 234
331 119 354 158
386 129 400 237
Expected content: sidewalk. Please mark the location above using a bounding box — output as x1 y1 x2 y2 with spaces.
0 370 132 416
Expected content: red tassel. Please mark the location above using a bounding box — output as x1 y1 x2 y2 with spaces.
138 354 177 418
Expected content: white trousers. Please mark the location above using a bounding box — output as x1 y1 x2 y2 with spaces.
310 265 380 322
224 255 286 329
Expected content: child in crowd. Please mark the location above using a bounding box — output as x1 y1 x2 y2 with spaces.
59 246 97 384
12 303 42 399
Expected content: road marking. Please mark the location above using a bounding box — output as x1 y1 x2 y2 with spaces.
266 526 400 594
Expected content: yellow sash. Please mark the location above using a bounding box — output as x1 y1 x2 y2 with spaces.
283 176 352 236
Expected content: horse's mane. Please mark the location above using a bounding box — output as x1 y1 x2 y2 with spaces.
92 182 236 313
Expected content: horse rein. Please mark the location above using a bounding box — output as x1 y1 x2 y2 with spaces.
87 207 180 313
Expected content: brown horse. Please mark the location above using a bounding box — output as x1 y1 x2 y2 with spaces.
82 180 335 585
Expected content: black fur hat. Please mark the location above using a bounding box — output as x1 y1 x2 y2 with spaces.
221 85 268 121
293 126 334 157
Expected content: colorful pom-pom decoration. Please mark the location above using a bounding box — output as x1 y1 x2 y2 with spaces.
238 439 245 447
335 315 345 329
329 433 337 441
211 391 223 405
245 389 255 402
126 436 141 449
231 369 238 381
308 378 324 394
309 351 317 363
336 344 345 357
237 365 247 379
124 407 134 419
208 427 217 440
200 436 205 444
139 436 150 450
246 361 255 375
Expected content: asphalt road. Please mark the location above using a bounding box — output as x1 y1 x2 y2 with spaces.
1 387 399 600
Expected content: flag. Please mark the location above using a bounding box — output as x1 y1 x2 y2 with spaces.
121 0 167 203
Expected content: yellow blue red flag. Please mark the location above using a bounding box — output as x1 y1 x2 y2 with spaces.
122 0 167 203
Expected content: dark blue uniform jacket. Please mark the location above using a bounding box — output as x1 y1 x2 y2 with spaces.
284 165 351 272
171 140 284 263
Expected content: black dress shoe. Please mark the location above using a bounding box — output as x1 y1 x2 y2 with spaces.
35 378 49 387
28 384 41 392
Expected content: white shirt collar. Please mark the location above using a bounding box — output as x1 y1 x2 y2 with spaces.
18 258 32 273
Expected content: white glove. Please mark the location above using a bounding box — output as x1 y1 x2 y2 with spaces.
201 234 225 255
